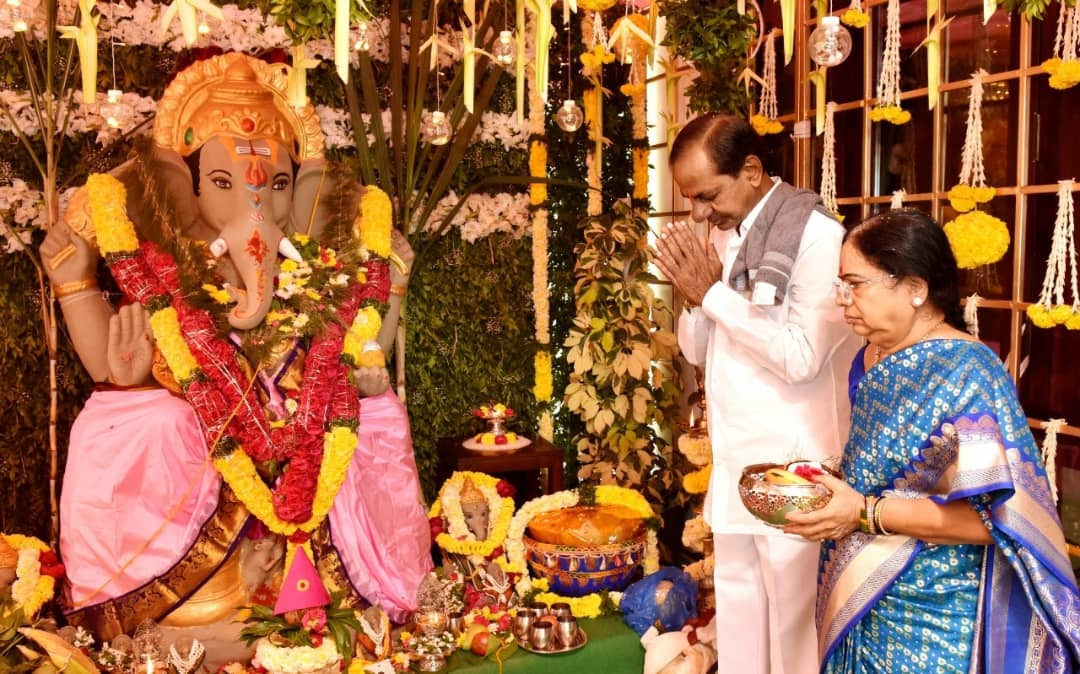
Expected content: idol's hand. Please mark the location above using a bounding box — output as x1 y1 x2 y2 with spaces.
783 474 863 542
107 303 155 386
41 220 99 285
653 220 723 306
389 229 414 288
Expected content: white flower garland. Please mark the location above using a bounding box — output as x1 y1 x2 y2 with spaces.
958 69 988 189
1027 179 1080 328
877 0 902 109
820 102 838 215
11 547 41 608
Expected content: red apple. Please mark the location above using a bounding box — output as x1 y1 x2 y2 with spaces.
494 434 508 445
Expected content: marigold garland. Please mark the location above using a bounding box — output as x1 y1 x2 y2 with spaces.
682 465 711 495
3 534 55 618
84 171 390 537
428 472 515 562
750 114 784 135
841 8 870 27
944 211 1010 269
868 105 911 125
357 186 393 257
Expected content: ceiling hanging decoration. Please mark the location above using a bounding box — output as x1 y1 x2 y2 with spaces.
159 0 224 45
1042 1 1080 89
916 3 953 110
868 0 911 125
840 0 869 28
1027 179 1080 329
943 69 1010 272
808 15 852 68
750 31 783 135
819 102 839 221
59 0 99 105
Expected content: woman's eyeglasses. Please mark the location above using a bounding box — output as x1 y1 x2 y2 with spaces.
833 274 895 305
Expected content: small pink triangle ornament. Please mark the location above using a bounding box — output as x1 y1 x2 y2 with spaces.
273 548 331 615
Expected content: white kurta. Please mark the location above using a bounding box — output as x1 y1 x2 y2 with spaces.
678 181 861 535
678 181 861 674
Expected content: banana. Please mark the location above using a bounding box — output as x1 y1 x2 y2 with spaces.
763 467 814 486
18 627 100 674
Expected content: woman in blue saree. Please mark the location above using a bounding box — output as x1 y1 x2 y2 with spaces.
785 209 1080 673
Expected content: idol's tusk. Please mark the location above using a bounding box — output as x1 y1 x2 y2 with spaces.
209 237 228 258
278 237 303 262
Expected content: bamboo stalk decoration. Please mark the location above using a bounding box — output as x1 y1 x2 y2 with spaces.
1026 179 1080 328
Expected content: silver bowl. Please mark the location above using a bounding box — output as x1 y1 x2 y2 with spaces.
738 462 833 528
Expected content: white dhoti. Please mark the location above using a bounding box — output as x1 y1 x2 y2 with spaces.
710 533 820 674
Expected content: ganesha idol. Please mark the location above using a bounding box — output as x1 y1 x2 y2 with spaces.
39 52 432 656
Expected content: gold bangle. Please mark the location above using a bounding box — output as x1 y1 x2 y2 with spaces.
874 496 894 536
47 243 77 270
390 284 407 297
52 278 98 298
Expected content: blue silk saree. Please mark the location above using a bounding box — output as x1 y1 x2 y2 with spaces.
818 339 1080 673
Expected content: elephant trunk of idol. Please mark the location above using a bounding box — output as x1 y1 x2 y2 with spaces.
217 218 284 331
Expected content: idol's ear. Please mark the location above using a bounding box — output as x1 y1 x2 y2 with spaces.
289 157 330 238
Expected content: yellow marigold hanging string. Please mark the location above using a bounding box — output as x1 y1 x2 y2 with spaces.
528 51 554 441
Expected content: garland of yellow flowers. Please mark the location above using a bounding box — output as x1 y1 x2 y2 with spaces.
86 174 392 537
580 11 612 218
427 471 515 561
528 54 554 442
2 534 54 618
504 485 660 618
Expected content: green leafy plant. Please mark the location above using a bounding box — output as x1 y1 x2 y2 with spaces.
660 0 757 114
564 202 681 505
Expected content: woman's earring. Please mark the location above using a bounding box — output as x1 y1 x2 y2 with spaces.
912 296 925 307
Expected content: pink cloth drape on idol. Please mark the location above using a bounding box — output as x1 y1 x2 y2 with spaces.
60 388 431 622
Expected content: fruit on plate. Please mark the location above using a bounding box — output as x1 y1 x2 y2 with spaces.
763 467 814 486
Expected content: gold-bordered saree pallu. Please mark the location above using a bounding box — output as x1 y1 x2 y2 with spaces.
817 339 1080 674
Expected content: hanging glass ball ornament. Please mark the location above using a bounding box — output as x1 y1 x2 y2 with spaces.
102 89 124 129
808 15 853 68
493 30 515 67
555 99 584 133
422 110 452 146
353 20 370 52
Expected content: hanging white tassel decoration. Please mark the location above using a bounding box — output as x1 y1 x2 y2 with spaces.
869 0 910 124
963 292 981 338
1041 418 1065 504
1027 179 1080 329
820 102 838 217
890 189 906 210
1043 1 1080 90
751 33 783 135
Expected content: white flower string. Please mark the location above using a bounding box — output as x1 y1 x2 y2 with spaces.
877 0 902 107
1041 418 1065 503
1027 179 1080 328
820 102 838 215
1044 1 1080 89
963 292 981 338
890 189 906 209
959 69 988 189
760 33 778 122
